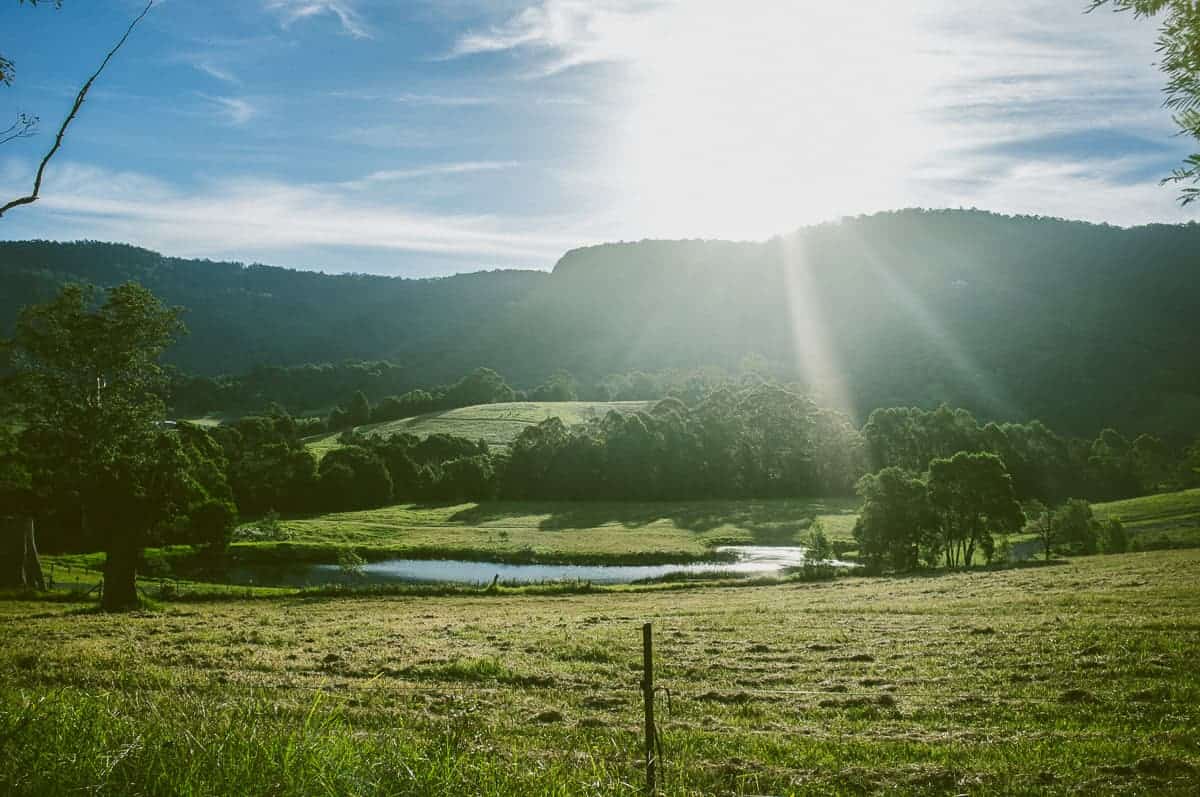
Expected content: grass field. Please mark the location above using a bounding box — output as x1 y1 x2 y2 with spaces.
304 400 655 459
2 550 1197 795
1093 488 1200 548
245 498 862 565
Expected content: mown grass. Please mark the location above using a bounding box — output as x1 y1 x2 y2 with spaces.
1 550 1197 794
267 498 861 565
304 400 655 459
1093 488 1200 549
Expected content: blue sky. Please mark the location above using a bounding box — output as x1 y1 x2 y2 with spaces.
0 0 1193 275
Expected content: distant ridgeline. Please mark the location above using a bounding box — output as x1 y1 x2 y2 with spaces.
2 208 1199 437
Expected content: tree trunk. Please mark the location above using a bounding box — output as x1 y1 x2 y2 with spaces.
22 517 44 590
101 532 139 611
1 516 45 589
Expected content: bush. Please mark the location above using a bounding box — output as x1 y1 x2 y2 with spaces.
1101 518 1128 553
190 499 238 553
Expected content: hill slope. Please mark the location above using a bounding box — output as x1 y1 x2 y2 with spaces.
4 209 1200 435
304 400 654 458
0 240 544 379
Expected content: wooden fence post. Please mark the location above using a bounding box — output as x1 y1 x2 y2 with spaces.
642 622 656 795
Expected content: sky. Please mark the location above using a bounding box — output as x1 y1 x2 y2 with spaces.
0 0 1194 276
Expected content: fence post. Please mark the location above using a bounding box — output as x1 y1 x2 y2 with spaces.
642 621 656 796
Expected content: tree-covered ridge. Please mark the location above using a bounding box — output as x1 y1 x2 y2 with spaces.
3 208 1200 436
0 239 544 379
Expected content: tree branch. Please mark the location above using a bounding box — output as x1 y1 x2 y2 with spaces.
0 114 40 147
0 1 154 220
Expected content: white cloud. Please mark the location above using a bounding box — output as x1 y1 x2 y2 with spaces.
191 59 240 85
339 161 520 190
445 0 1191 240
199 94 258 126
0 161 582 265
448 0 667 74
265 0 370 39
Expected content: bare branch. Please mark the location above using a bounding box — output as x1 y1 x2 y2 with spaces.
0 1 154 220
0 114 40 147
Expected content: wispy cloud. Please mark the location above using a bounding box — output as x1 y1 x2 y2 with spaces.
0 161 580 265
448 0 667 75
192 60 240 85
264 0 371 39
199 94 258 126
326 89 498 106
339 161 520 190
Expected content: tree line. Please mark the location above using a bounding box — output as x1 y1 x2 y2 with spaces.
7 208 1200 440
4 281 1199 607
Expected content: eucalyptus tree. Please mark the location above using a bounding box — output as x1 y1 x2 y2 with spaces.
5 282 188 609
1091 1 1200 202
927 451 1024 568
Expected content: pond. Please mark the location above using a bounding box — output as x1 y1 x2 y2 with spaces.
223 546 849 587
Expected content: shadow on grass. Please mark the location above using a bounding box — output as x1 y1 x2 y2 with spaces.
446 498 859 540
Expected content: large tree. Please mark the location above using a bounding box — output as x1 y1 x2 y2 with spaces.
927 451 1024 568
5 282 186 609
853 466 937 572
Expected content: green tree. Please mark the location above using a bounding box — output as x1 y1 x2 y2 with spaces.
1101 517 1129 553
1091 1 1200 201
5 282 186 609
853 467 936 572
0 428 43 589
530 370 579 402
1023 499 1055 562
318 446 392 510
1053 499 1100 556
927 452 1024 568
347 390 372 427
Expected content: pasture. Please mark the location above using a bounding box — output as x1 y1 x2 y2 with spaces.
2 550 1197 795
249 498 861 565
304 400 655 459
1093 488 1200 549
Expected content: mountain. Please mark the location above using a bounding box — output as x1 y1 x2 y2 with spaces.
0 240 545 379
2 209 1198 436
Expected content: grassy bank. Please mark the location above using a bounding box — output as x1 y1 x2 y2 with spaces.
1093 488 1200 549
271 498 860 564
1 550 1197 794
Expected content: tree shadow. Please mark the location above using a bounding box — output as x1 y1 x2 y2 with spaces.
445 498 859 543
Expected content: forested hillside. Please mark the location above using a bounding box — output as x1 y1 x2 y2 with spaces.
3 209 1198 436
0 240 543 379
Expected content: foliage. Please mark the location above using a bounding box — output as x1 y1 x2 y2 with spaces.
927 452 1024 569
1101 517 1129 553
1092 1 1200 202
1053 499 1100 556
6 210 1200 438
4 282 189 608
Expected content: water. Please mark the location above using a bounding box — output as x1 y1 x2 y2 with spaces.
224 546 850 587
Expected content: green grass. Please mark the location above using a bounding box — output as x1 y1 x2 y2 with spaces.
1093 488 1200 548
1 550 1197 794
260 498 861 565
304 400 655 458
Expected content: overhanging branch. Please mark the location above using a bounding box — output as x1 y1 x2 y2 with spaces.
0 1 154 219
